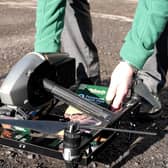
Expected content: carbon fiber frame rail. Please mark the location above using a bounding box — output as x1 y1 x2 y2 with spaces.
0 79 141 166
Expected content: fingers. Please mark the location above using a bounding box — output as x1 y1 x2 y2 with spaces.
112 85 128 109
106 81 127 110
106 80 117 105
106 61 134 111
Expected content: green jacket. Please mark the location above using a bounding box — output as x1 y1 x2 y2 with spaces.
120 0 168 69
35 0 66 53
35 0 168 70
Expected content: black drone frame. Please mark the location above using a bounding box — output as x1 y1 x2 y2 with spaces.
0 79 159 168
0 53 161 168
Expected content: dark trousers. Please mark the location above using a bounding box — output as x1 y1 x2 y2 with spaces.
62 0 100 81
138 23 168 93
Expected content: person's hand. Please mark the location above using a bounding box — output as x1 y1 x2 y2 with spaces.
106 61 135 110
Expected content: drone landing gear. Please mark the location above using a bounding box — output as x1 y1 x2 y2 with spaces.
63 122 81 168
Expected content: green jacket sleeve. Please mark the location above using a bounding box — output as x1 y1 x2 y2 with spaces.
120 0 168 69
35 0 66 53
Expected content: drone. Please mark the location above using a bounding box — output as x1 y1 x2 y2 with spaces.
0 52 163 168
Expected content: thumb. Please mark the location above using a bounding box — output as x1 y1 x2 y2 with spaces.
106 79 117 105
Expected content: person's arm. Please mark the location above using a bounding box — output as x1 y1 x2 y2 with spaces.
106 0 168 110
121 0 168 69
35 0 66 53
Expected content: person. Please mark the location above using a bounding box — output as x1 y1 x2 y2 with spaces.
34 0 166 114
106 0 168 112
34 0 100 85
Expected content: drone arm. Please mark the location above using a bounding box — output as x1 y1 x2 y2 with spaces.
43 79 114 123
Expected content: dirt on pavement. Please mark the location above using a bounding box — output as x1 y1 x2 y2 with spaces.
0 0 168 168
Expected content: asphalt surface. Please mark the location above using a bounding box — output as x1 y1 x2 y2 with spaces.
0 0 168 168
